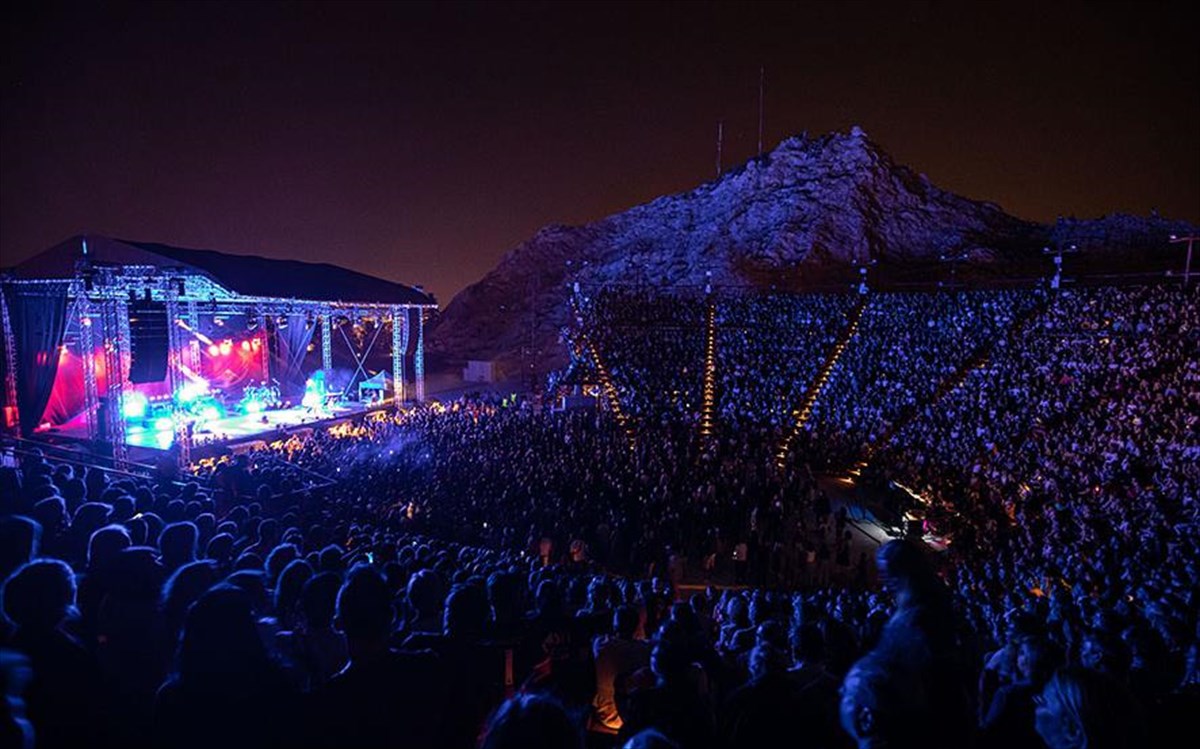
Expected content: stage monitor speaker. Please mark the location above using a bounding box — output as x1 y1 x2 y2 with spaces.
129 300 169 383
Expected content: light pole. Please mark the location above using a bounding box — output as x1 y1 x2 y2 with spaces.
938 251 969 290
1170 234 1198 288
1042 243 1078 291
854 258 877 294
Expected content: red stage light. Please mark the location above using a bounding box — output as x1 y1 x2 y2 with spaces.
208 344 220 356
241 340 251 352
220 341 233 355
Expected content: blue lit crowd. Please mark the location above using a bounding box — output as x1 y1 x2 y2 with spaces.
1 282 1197 749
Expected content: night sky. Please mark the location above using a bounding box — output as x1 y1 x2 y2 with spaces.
3 1 1197 304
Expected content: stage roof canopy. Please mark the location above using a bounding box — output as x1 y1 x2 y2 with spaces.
7 235 436 306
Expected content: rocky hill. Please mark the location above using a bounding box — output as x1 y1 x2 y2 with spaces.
429 128 1194 370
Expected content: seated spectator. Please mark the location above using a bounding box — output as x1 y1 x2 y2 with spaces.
981 634 1062 749
310 565 446 749
153 584 297 749
1 559 108 749
720 643 806 749
592 605 651 732
839 652 926 749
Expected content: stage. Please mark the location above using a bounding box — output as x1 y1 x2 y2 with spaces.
46 400 388 455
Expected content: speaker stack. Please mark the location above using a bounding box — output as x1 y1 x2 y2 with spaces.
129 297 169 383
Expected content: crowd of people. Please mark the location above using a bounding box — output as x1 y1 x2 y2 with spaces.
0 280 1195 749
716 293 858 431
809 289 1040 464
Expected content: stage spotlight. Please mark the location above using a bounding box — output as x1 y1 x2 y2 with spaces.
277 316 288 329
241 340 251 352
122 391 149 420
208 344 220 357
154 416 174 432
178 380 209 403
220 340 233 356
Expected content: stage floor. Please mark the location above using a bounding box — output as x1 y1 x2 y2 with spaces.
48 402 381 452
128 403 373 449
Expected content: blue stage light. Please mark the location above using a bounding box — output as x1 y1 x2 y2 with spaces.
123 391 149 420
178 379 210 403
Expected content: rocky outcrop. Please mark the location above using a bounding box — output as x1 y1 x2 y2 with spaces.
429 128 1194 368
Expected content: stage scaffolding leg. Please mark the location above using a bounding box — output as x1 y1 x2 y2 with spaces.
101 298 128 466
415 308 425 403
184 301 200 374
259 309 271 382
391 306 405 408
0 289 20 432
166 297 190 468
321 313 333 373
78 296 100 443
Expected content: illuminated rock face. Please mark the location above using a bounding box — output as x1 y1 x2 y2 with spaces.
430 129 1194 366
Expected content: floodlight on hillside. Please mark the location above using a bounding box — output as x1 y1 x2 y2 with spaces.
1042 243 1079 290
1169 235 1198 288
937 251 970 289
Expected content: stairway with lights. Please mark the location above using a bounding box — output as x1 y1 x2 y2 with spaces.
846 294 1050 482
776 296 869 467
570 295 636 448
699 302 718 438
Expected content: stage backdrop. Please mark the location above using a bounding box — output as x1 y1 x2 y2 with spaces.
269 314 316 398
3 282 71 435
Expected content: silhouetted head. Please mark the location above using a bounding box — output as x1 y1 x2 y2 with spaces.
159 522 199 571
1035 667 1142 749
273 558 313 624
443 583 488 638
31 497 66 536
176 584 271 688
87 524 131 571
487 570 520 623
406 568 445 618
480 693 583 749
535 579 563 617
614 605 640 640
1018 635 1063 688
876 540 938 603
2 559 76 632
336 564 394 644
621 728 680 749
161 560 219 642
839 652 925 749
265 543 300 586
0 517 42 581
1080 629 1131 679
300 572 341 630
749 643 790 680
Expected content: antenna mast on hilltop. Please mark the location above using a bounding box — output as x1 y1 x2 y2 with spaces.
716 120 724 177
757 65 765 156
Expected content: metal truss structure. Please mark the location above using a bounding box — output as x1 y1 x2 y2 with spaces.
1 261 434 466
